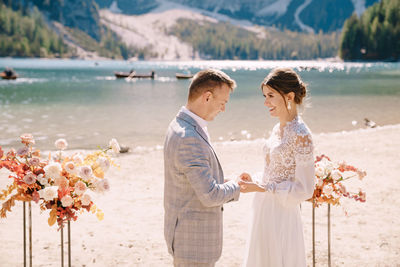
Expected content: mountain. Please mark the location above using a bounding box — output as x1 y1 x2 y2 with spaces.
96 0 381 33
5 0 101 41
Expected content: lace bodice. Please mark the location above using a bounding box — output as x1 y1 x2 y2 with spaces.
262 116 314 185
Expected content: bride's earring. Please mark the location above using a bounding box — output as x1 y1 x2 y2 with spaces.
287 101 291 110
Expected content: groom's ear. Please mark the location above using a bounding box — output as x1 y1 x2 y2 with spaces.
203 91 212 102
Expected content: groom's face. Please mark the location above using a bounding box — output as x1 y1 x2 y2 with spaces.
204 83 231 121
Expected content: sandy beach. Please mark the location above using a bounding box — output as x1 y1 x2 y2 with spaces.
1 124 399 266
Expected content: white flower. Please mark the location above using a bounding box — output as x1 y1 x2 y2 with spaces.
39 186 58 201
315 166 325 177
331 170 342 180
44 163 62 180
323 185 334 196
61 195 74 207
81 194 91 206
55 138 68 150
109 138 120 154
23 172 37 185
65 161 77 174
317 178 324 187
324 161 335 174
72 154 84 164
79 166 93 179
96 157 110 172
37 174 48 186
74 181 87 196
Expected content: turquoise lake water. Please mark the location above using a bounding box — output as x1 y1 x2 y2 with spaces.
0 59 399 149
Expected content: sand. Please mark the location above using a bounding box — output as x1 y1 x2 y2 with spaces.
1 124 399 266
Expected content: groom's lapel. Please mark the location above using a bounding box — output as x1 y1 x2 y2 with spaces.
177 111 211 147
176 111 224 181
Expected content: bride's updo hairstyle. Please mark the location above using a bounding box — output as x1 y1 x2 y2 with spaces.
261 68 307 105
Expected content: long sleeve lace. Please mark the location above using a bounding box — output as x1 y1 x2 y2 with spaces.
262 117 315 207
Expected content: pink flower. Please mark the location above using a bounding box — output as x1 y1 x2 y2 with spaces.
74 181 87 196
81 194 91 206
61 195 74 207
29 157 41 166
79 166 93 179
94 179 110 193
23 172 37 185
338 183 347 194
357 170 367 180
32 191 40 203
54 176 69 189
20 133 35 145
54 138 68 150
17 147 29 157
359 191 366 202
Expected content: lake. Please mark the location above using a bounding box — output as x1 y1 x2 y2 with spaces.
0 58 399 150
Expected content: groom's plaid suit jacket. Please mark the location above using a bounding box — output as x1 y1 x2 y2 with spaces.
163 111 240 264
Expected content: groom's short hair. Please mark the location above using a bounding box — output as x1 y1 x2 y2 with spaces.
188 69 236 101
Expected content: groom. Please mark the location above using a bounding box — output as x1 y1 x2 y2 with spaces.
164 69 242 266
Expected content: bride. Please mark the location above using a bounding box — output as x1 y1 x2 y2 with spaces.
239 68 315 266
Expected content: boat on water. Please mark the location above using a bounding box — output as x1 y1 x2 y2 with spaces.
0 68 18 80
114 70 155 79
175 73 194 79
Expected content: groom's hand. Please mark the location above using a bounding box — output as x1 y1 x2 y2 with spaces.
239 172 252 182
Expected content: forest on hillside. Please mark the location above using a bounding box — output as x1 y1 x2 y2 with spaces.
0 4 67 57
169 19 340 60
340 0 400 61
0 3 139 59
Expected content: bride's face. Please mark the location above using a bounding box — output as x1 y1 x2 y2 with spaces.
262 85 287 118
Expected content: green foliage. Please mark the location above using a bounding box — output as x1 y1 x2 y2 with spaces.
340 0 400 60
0 4 67 57
169 19 339 60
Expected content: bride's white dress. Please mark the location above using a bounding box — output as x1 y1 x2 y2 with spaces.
243 116 315 267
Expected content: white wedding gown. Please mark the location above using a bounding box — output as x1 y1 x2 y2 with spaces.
243 116 315 267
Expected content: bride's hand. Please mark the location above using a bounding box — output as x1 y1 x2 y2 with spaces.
238 180 265 193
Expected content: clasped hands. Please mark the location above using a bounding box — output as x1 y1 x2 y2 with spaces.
236 173 266 193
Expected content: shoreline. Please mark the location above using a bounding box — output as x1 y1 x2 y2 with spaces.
1 123 399 153
1 119 399 266
2 57 400 64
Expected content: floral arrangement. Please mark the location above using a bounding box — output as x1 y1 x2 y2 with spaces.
311 154 366 208
0 134 120 228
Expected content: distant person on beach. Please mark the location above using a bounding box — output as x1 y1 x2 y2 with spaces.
163 69 248 266
238 68 315 266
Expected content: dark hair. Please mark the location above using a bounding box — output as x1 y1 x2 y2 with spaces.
261 68 307 105
188 69 236 101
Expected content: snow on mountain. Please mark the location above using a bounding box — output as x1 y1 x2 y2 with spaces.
256 0 292 17
351 0 367 16
294 0 314 33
